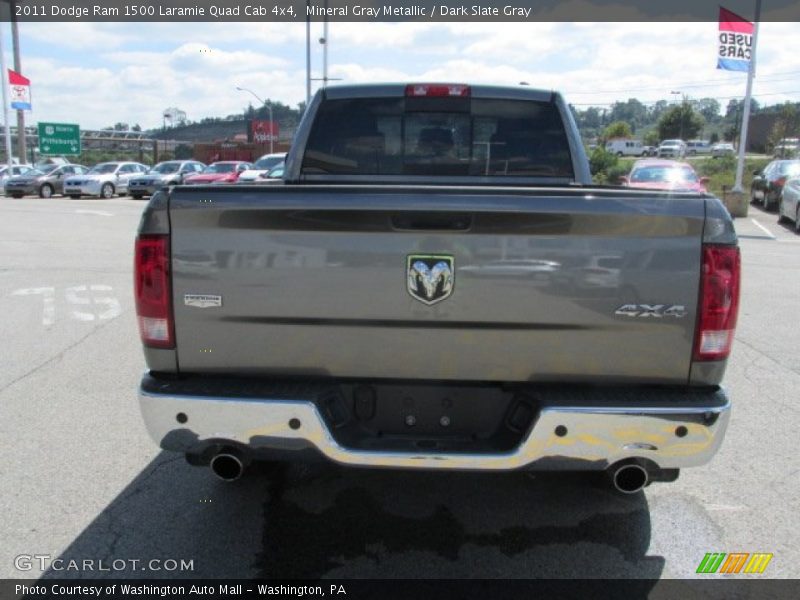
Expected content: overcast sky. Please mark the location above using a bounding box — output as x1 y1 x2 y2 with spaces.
7 21 799 130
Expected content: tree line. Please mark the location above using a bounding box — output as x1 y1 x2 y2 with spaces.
102 96 798 154
571 97 799 148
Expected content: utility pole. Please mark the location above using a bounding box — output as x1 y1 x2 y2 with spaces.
305 0 311 106
320 1 329 88
670 91 683 139
0 19 14 171
311 11 341 90
10 1 26 163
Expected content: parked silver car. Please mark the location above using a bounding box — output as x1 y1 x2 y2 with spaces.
686 140 711 155
63 161 149 198
773 138 799 159
4 164 89 198
128 160 206 199
778 176 800 233
657 139 687 158
0 164 34 194
711 143 735 158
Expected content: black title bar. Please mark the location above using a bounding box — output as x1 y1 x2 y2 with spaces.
1 0 799 22
4 579 800 600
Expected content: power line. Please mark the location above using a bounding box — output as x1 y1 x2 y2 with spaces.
565 70 800 96
570 90 800 107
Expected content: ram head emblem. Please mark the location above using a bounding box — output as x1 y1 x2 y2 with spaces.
407 255 455 305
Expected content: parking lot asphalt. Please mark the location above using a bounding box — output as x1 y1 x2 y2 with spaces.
0 196 798 581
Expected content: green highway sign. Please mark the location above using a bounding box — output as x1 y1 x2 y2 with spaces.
38 122 81 156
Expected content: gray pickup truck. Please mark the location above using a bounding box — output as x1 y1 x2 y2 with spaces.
135 83 740 493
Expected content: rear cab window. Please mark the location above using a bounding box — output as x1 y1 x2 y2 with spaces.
301 94 574 181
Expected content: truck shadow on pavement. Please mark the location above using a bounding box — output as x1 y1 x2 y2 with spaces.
43 453 663 582
257 462 663 580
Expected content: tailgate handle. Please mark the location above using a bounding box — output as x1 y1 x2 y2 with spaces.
391 213 472 231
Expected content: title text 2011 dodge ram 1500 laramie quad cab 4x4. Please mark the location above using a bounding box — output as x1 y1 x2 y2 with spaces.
135 83 739 493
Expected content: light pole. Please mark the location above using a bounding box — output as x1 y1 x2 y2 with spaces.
235 86 273 154
305 1 311 106
670 91 684 141
0 21 14 172
7 1 26 164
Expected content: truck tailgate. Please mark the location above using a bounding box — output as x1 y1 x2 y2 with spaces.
168 185 704 384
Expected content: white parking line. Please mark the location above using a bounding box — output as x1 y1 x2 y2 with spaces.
750 218 776 239
11 285 122 326
75 209 113 217
12 287 55 326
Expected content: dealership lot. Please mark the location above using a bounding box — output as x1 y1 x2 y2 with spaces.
0 196 798 581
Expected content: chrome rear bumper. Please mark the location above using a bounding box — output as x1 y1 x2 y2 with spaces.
139 375 730 471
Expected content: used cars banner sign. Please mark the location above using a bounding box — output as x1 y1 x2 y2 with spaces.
8 69 31 110
717 6 754 72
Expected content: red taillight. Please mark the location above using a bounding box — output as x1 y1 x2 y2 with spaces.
693 245 740 361
405 84 470 97
135 234 174 348
774 177 786 188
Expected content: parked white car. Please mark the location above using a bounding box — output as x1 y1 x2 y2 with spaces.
237 152 287 182
63 161 149 198
658 139 687 159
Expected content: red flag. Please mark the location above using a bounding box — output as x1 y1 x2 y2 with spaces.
8 69 30 86
719 7 754 34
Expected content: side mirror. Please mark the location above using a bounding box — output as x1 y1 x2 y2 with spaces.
618 176 629 185
752 170 761 176
699 176 710 185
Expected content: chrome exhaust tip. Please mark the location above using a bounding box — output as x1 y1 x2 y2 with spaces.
610 463 649 494
210 452 245 482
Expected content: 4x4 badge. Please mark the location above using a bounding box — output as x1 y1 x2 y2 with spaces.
407 255 454 306
615 304 687 318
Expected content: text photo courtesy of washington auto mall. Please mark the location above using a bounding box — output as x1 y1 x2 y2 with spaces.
1 0 800 598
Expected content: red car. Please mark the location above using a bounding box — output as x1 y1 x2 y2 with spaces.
620 159 709 193
183 161 252 184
